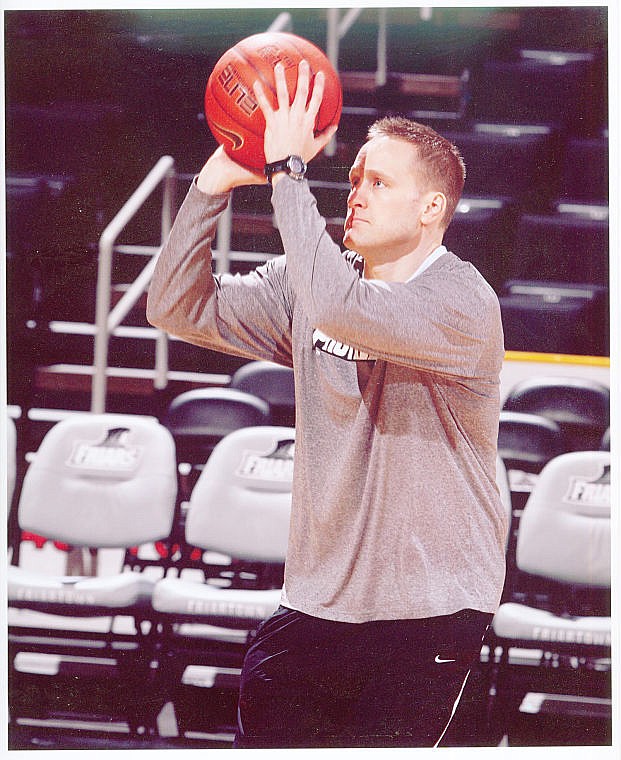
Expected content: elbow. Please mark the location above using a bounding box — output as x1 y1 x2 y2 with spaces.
146 290 168 331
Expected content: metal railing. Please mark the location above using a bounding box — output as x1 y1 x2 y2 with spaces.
91 155 176 413
90 12 295 413
327 8 388 87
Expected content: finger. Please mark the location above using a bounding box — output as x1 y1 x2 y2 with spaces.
307 69 326 118
253 78 274 118
292 59 310 110
274 62 289 109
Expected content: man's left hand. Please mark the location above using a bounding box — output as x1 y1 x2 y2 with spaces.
253 59 338 169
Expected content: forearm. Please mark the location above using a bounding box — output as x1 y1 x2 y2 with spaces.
147 179 294 365
146 182 228 342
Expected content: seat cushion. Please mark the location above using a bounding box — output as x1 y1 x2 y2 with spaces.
8 565 156 612
492 602 611 647
152 576 282 629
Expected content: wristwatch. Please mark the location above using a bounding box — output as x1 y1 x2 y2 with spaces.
264 155 307 184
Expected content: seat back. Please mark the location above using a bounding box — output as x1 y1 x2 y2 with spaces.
516 451 610 587
509 211 609 286
17 413 177 548
498 411 565 474
230 361 295 427
472 51 596 129
164 387 271 462
185 426 294 563
503 376 610 452
557 135 608 205
441 124 556 203
499 280 609 357
443 197 514 292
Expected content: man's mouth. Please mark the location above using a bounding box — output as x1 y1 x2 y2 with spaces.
345 215 367 231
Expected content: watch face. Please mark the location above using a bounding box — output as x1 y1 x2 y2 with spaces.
288 156 305 174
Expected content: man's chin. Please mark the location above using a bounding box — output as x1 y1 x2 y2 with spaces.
343 230 355 251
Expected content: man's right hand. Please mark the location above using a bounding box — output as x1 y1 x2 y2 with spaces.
196 145 266 195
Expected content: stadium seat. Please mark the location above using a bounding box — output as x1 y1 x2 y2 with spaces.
499 280 609 356
507 209 608 285
230 360 296 427
441 123 558 205
6 174 60 257
498 411 565 476
486 451 611 745
444 197 516 291
497 410 565 509
497 411 566 598
502 376 610 453
150 426 294 740
163 387 271 500
8 413 178 739
556 135 608 206
471 49 597 130
340 68 470 122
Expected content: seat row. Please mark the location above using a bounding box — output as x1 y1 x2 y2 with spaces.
6 367 611 747
7 416 292 745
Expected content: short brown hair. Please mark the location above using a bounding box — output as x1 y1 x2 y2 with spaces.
367 116 466 229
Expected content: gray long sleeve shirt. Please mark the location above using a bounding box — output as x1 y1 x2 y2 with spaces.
147 176 508 622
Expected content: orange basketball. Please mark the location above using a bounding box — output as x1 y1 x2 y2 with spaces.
204 32 342 171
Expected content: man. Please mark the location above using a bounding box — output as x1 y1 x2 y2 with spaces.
147 60 507 748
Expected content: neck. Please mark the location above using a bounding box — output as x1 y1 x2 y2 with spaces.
363 239 443 282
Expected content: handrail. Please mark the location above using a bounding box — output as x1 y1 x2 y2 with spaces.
325 8 387 156
89 13 295 413
267 12 292 33
326 7 435 98
326 9 388 88
91 155 176 413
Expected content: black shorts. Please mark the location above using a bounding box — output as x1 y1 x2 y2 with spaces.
234 605 493 749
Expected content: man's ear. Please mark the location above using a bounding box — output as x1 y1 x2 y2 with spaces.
420 191 447 227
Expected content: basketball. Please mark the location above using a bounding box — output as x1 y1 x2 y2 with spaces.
204 32 342 171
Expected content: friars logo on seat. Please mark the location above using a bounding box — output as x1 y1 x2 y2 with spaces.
67 427 142 473
312 328 375 362
563 464 610 509
237 439 295 483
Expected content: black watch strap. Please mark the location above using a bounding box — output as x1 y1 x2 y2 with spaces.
264 155 307 183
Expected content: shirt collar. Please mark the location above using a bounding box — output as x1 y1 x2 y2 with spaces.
406 245 447 282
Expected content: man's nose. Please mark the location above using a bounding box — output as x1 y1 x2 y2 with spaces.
348 185 366 207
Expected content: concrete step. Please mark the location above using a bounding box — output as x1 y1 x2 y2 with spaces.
34 363 228 395
30 363 231 417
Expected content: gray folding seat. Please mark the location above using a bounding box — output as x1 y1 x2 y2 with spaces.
503 376 610 453
486 451 611 746
150 425 294 741
8 413 178 740
163 387 271 500
231 360 296 427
